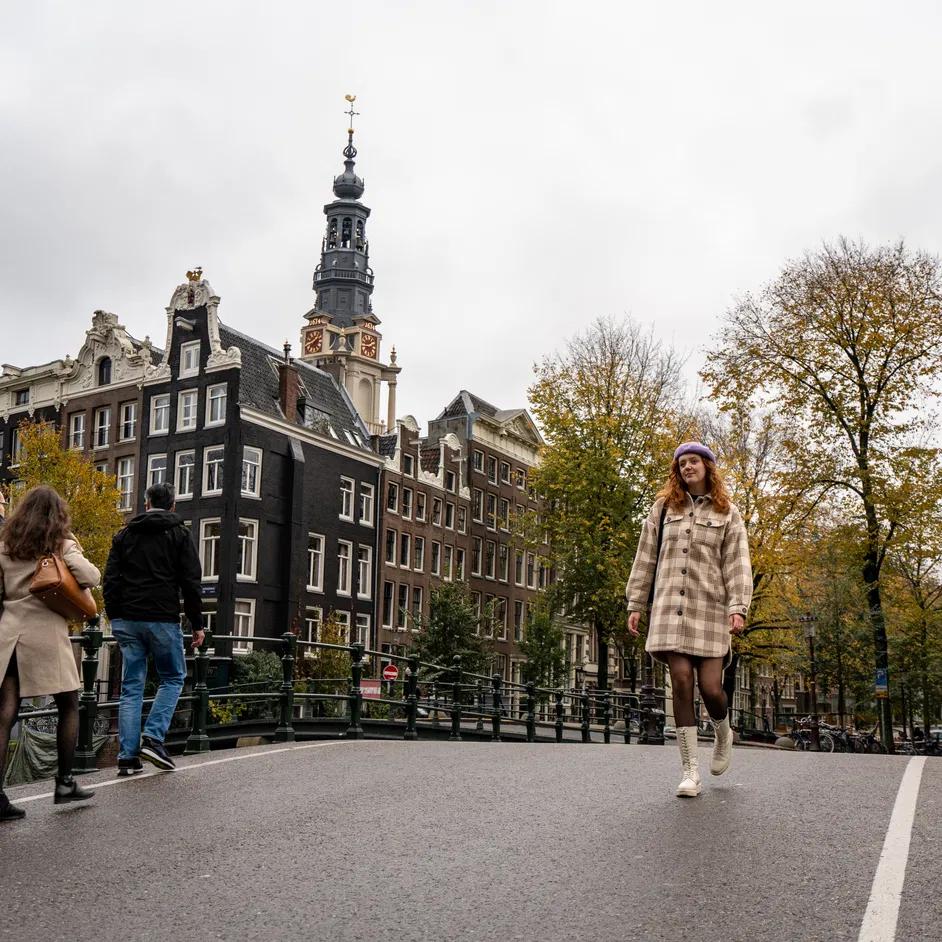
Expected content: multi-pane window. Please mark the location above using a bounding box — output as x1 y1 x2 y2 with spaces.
359 483 374 525
515 551 525 586
402 453 415 476
385 529 397 565
401 487 413 520
14 388 29 406
200 519 221 579
499 498 510 531
485 541 496 579
233 599 255 652
303 608 323 647
386 481 399 513
415 491 427 521
340 477 355 520
180 341 201 378
355 613 370 647
357 545 372 599
444 502 455 529
203 446 224 495
431 541 441 576
432 498 443 526
487 456 497 483
397 584 409 630
472 450 484 472
457 506 467 533
177 389 198 432
307 534 325 590
527 553 536 589
399 533 411 569
117 457 135 511
334 612 351 645
237 519 258 581
337 541 352 595
486 494 497 530
483 595 495 638
147 454 167 487
498 545 509 582
411 587 423 624
175 450 195 500
242 446 262 497
455 548 466 581
413 536 425 572
472 537 482 576
206 384 227 426
499 462 511 484
514 601 525 642
472 489 483 522
382 581 395 628
515 469 526 490
94 407 111 448
495 598 508 640
445 470 456 493
151 395 170 435
119 402 137 441
69 413 85 449
443 545 454 581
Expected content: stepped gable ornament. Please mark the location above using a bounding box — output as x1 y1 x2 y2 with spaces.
154 272 241 379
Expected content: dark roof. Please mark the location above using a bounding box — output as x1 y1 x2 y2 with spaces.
377 433 398 458
218 323 371 450
419 447 440 474
438 390 504 420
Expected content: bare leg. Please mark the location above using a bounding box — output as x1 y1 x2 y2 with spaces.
52 690 79 778
0 654 21 783
697 657 729 721
666 653 696 727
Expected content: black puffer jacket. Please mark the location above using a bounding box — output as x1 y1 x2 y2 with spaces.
103 510 203 629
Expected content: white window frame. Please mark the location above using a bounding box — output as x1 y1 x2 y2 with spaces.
233 598 256 652
117 457 135 511
241 446 262 498
399 532 411 569
413 536 425 572
119 401 137 442
340 477 355 521
337 540 353 596
402 453 415 477
237 518 258 582
147 453 168 488
303 607 324 650
401 486 413 520
200 519 222 581
69 412 85 450
411 586 423 627
385 529 397 566
382 581 395 628
205 383 227 427
357 545 373 600
355 612 370 647
415 491 427 522
431 541 441 576
203 445 225 496
445 502 455 530
307 533 325 592
334 611 351 645
175 450 195 500
472 449 484 473
179 340 201 378
396 584 409 630
150 394 170 436
443 544 454 582
359 482 375 526
386 481 399 514
177 389 198 432
94 406 111 449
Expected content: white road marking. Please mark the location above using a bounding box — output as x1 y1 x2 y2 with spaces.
10 740 348 805
858 756 927 942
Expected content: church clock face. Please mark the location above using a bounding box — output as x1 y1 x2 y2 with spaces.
360 332 378 359
303 329 323 356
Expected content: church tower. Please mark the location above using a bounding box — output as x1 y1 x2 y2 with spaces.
300 96 400 435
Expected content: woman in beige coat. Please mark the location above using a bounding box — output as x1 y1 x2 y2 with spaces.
0 485 100 820
626 443 752 798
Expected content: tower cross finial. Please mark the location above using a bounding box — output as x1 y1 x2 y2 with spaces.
344 94 360 136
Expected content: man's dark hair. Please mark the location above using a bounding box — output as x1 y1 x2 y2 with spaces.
146 482 175 510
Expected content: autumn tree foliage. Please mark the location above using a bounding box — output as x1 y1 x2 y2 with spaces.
704 238 942 746
523 317 685 690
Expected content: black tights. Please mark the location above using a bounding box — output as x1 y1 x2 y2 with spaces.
667 653 728 727
0 653 80 786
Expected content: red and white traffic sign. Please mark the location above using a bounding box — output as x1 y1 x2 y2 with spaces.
382 663 399 682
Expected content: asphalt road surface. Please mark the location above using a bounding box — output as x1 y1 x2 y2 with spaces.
2 741 938 942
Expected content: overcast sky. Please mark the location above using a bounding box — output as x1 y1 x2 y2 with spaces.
3 2 942 426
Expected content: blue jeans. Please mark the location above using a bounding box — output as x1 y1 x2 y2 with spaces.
111 620 187 760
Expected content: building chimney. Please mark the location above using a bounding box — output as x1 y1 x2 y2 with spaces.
279 342 300 421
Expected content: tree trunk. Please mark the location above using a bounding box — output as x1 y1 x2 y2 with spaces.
863 552 894 752
596 617 608 691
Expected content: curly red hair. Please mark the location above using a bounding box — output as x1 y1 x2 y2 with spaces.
656 456 731 514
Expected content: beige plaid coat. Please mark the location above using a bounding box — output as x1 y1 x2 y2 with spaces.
625 494 752 661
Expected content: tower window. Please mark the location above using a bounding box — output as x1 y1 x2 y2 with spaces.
341 217 352 249
97 357 112 386
327 219 338 249
355 220 365 251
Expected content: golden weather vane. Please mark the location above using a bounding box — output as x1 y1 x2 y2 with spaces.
344 94 360 135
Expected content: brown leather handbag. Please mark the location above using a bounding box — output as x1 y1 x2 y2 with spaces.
29 555 98 621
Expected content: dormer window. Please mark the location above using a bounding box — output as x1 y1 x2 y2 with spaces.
97 357 112 386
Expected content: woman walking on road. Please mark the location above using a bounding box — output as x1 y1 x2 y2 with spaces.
626 443 752 797
0 485 100 821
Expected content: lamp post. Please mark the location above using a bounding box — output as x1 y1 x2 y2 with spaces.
799 613 821 751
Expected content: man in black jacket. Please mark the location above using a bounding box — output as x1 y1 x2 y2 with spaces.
104 482 203 774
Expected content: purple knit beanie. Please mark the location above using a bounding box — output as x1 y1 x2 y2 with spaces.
674 441 716 464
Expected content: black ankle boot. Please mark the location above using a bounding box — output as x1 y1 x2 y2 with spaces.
0 791 26 821
54 775 95 805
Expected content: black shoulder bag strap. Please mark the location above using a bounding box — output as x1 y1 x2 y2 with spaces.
646 502 668 608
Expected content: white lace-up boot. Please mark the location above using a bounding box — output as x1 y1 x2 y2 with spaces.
710 714 733 776
676 726 701 797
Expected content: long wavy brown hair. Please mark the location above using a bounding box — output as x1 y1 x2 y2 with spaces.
656 455 732 514
0 485 72 561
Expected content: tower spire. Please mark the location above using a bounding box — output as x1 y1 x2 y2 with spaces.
332 94 365 200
